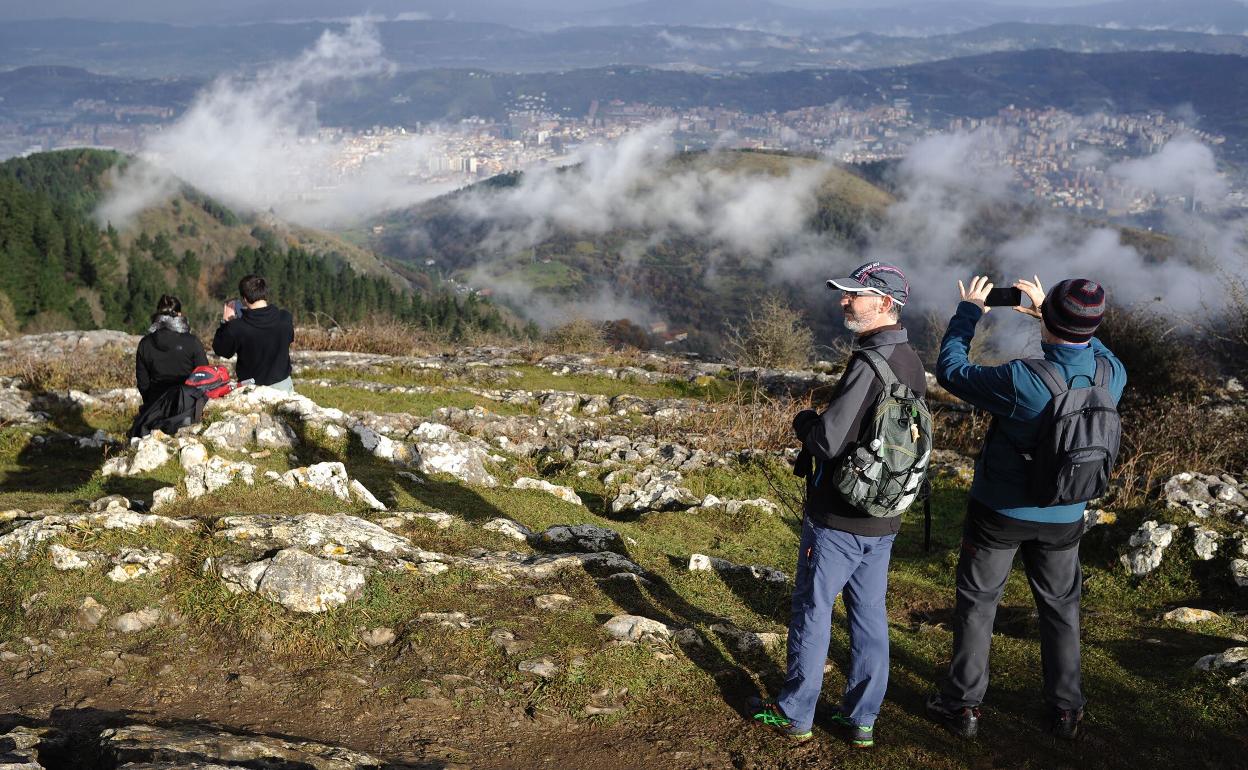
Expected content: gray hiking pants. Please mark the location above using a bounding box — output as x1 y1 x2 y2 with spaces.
940 499 1087 712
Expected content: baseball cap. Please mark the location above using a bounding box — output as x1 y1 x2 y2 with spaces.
826 262 909 307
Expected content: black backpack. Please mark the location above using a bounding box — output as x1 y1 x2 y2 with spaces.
1014 358 1120 507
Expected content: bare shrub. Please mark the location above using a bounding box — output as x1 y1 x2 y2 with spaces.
544 318 608 354
724 295 814 369
1097 306 1208 400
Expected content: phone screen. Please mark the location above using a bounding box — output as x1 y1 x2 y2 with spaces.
985 287 1023 307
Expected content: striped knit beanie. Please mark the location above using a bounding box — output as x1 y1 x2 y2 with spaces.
1041 279 1106 343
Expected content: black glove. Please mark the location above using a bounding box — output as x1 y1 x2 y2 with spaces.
792 409 820 441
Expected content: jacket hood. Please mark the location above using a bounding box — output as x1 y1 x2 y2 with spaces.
146 315 190 350
240 305 284 328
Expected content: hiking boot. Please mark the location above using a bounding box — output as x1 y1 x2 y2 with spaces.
829 709 875 748
748 696 813 742
1050 707 1084 740
925 693 980 738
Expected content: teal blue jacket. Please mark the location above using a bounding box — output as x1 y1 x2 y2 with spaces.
936 302 1128 523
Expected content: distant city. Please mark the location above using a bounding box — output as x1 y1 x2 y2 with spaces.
2 90 1236 221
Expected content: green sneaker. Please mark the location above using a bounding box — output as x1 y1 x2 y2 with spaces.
748 697 813 742
830 710 875 748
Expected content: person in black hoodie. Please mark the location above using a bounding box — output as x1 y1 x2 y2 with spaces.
136 294 208 407
212 274 295 391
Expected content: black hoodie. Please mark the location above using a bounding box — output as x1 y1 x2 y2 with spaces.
212 304 294 386
136 315 208 406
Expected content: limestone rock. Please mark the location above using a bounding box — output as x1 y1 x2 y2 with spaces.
533 594 575 611
513 477 584 506
110 607 163 633
185 456 256 499
0 520 67 559
1164 607 1221 624
215 513 415 561
1194 647 1248 674
48 544 104 571
202 411 297 452
74 597 108 629
106 549 176 583
518 656 560 678
217 548 368 613
351 423 414 465
1120 521 1178 576
348 479 387 511
150 486 179 511
688 553 787 583
1189 524 1220 561
609 468 698 514
1083 508 1117 528
278 462 358 503
532 524 624 554
1232 559 1248 589
408 422 497 487
482 517 532 542
603 614 672 643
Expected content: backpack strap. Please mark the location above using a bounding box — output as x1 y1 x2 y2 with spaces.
855 348 899 389
1093 357 1110 388
1022 358 1069 398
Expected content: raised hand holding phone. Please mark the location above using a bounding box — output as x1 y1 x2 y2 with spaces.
1013 276 1045 320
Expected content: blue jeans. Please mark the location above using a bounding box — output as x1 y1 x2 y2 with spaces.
777 516 896 731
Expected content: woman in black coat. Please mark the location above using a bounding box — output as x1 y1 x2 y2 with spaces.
135 295 208 407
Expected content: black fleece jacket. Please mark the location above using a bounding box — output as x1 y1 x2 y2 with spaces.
796 325 926 536
136 316 208 406
211 305 294 386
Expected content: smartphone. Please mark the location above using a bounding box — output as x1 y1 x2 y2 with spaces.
984 287 1023 307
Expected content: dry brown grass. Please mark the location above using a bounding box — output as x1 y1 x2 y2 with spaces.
294 320 443 357
0 348 133 392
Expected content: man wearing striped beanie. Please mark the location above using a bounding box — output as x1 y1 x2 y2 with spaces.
925 275 1127 741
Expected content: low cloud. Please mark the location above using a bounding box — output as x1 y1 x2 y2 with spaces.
1109 135 1229 211
96 20 445 229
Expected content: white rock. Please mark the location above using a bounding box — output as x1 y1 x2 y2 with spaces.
602 614 672 643
150 486 179 511
218 548 368 613
1190 524 1220 561
110 607 163 633
48 544 103 571
215 513 416 560
532 524 623 553
360 627 396 647
518 656 560 678
179 442 209 470
513 477 583 506
482 518 532 542
533 594 575 611
280 462 351 501
688 553 787 583
0 520 67 559
184 456 256 499
1164 607 1221 624
106 549 175 583
351 423 414 465
1120 521 1178 576
1194 647 1248 672
348 479 387 511
1232 559 1248 588
128 432 174 475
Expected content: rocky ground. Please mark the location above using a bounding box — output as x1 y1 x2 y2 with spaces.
0 331 1244 769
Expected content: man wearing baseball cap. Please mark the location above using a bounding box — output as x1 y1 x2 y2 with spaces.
750 261 926 747
925 276 1127 740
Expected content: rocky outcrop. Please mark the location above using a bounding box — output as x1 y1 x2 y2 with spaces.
602 614 673 643
513 477 584 506
214 548 369 614
102 722 385 769
275 462 386 510
531 524 624 554
202 411 297 452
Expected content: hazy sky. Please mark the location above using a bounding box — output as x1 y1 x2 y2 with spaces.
0 0 1157 23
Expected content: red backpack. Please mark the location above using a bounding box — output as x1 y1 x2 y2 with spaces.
185 366 238 399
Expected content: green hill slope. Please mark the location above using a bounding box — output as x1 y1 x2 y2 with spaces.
0 149 515 339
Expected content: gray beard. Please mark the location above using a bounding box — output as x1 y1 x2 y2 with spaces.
843 316 872 334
